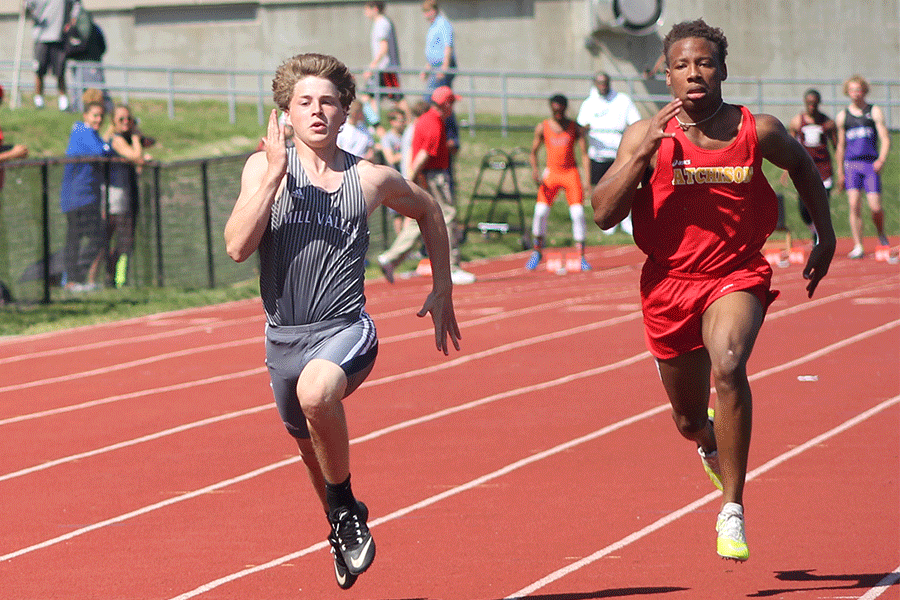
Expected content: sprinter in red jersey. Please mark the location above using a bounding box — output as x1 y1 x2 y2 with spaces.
591 19 835 562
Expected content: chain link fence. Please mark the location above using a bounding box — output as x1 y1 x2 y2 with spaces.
0 153 393 304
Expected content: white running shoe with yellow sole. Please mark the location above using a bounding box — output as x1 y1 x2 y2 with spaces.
698 408 723 491
716 502 749 561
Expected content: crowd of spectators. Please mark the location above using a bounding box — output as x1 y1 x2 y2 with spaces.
1 0 892 299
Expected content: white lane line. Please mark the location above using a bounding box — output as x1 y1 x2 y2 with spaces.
2 319 895 574
0 291 620 391
0 310 641 426
8 314 894 485
4 276 892 425
167 396 900 600
0 315 261 365
0 297 260 347
0 367 266 427
0 338 258 394
0 457 300 562
0 334 650 481
505 395 900 599
858 567 900 600
5 275 894 428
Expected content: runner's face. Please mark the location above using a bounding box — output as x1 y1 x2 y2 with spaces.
665 37 726 111
286 76 347 147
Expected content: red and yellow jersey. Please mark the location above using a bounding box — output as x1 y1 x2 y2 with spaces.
542 119 579 171
632 105 778 275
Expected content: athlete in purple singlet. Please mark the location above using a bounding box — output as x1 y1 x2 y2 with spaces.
835 75 891 259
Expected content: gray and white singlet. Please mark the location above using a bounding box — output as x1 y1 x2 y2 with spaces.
259 148 370 325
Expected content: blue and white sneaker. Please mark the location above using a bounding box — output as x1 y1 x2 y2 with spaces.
580 257 592 271
525 250 542 271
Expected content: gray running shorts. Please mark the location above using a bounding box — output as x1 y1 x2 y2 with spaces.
265 312 378 438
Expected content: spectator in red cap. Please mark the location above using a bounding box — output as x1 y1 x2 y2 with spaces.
378 85 474 284
430 85 458 105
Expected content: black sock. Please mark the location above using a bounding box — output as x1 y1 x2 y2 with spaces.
325 474 355 516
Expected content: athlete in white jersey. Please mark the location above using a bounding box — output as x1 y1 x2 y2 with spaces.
225 53 461 590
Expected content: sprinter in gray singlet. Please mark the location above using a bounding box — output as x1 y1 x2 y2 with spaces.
225 53 461 590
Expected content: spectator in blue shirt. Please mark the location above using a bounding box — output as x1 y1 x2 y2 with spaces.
420 0 456 97
60 94 111 290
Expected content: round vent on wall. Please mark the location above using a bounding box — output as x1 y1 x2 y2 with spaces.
589 0 664 36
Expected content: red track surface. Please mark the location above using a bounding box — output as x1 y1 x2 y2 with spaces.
2 241 898 600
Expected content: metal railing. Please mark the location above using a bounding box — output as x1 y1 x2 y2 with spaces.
1 60 896 130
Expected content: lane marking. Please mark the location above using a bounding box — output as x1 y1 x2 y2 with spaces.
0 298 260 347
0 338 259 394
505 395 900 599
168 396 900 600
7 272 893 391
858 566 900 600
0 312 640 427
0 315 261 366
1 320 895 574
3 278 893 425
0 331 650 482
0 290 622 390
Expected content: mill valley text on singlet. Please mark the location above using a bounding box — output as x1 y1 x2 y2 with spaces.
259 149 369 326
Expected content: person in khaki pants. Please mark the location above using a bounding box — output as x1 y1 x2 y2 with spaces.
378 86 475 284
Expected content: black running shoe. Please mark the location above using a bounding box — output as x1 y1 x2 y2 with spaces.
328 500 375 577
328 530 358 589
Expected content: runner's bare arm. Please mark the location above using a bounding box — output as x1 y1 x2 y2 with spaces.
591 98 682 230
578 129 590 191
225 110 287 262
757 113 835 298
871 105 890 173
834 110 847 190
360 163 461 354
529 122 544 184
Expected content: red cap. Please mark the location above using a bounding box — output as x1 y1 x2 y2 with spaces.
431 86 460 105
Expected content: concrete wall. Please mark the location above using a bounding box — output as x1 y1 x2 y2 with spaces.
2 0 898 122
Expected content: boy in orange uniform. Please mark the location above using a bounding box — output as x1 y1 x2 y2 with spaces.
526 94 591 271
